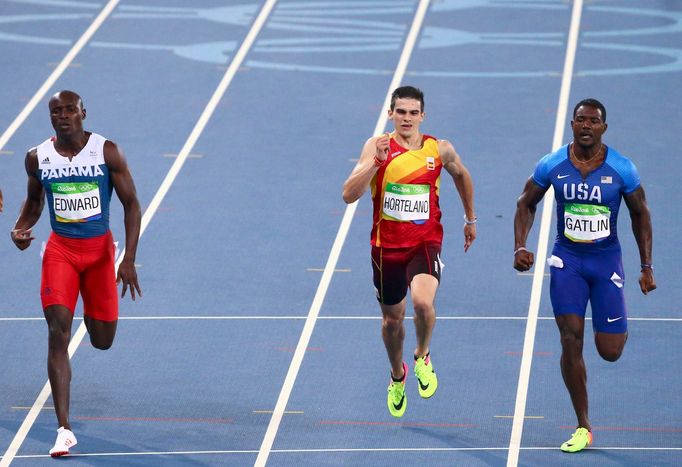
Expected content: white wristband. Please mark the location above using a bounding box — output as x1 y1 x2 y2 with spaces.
513 247 528 256
463 214 477 225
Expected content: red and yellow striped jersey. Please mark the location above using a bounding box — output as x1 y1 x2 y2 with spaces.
370 135 443 248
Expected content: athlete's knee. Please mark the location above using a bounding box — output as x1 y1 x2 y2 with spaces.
92 342 112 350
556 315 584 349
559 328 584 356
88 330 115 350
560 326 582 344
83 317 117 350
380 299 405 326
412 297 434 318
45 319 71 349
47 325 70 349
598 347 622 362
90 337 113 350
595 333 627 362
382 314 403 330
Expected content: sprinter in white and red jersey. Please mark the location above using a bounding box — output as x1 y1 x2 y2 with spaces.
343 86 476 418
11 90 141 458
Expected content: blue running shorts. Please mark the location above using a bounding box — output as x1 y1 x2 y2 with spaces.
548 244 627 334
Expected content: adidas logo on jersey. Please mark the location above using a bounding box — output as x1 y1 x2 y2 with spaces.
41 157 50 164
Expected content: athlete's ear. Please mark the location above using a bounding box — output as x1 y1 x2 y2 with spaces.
81 108 86 120
602 122 607 133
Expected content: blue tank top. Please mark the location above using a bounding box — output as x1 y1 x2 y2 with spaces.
36 133 113 238
532 144 640 251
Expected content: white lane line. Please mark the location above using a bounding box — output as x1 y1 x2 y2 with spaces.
0 0 120 153
253 1 432 465
506 1 584 466
6 445 681 460
0 4 120 463
140 0 277 233
0 326 87 467
0 1 278 465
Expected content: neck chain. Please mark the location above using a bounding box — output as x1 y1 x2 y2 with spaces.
570 143 604 165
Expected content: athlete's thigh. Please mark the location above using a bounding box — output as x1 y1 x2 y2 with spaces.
587 250 627 334
80 233 118 322
410 274 438 308
406 243 442 286
406 243 441 308
549 248 589 317
41 233 80 313
372 246 411 306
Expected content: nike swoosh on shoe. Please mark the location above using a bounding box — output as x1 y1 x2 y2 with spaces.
393 394 405 411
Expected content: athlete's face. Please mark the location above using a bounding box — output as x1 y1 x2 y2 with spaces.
388 98 424 138
49 92 85 137
571 105 607 149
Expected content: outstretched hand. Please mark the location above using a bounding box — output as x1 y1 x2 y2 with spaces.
117 257 142 300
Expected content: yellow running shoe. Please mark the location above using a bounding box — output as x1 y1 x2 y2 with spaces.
414 353 438 398
387 362 408 418
560 427 592 453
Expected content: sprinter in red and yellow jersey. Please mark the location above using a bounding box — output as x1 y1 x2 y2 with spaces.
343 86 476 418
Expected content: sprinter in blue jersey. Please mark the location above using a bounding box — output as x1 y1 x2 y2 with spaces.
513 99 655 453
11 90 142 457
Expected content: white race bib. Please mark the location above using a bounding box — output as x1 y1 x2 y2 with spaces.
564 203 610 243
52 182 102 223
382 183 430 222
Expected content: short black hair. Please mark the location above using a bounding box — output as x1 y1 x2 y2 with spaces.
390 86 424 112
573 98 606 123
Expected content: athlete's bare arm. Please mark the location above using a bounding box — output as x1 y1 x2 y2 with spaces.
624 186 656 295
104 140 142 300
11 149 44 250
513 177 548 271
0 186 3 212
342 134 389 204
440 139 476 252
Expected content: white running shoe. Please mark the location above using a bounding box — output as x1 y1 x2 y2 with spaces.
49 426 77 457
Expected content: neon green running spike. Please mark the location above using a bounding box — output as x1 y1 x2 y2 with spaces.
387 362 407 418
414 354 438 399
560 427 593 453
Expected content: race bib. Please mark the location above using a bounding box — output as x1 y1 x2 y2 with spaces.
564 203 610 243
52 182 102 223
382 183 430 222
